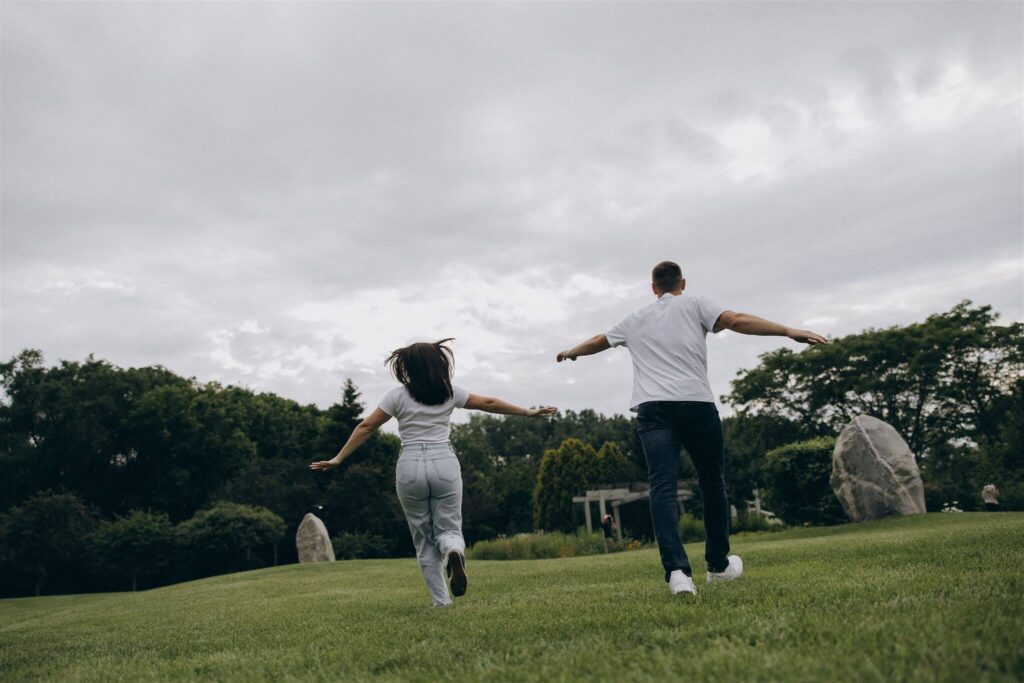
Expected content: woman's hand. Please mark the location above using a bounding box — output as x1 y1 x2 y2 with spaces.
526 406 557 417
309 458 340 472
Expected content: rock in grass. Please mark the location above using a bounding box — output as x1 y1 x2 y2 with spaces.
830 415 927 522
296 513 335 562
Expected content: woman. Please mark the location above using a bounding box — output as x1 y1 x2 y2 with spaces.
310 338 555 606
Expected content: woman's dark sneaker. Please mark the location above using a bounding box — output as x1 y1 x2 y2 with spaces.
446 550 468 597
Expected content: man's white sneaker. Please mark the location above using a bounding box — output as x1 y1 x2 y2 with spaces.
707 555 744 583
668 570 697 596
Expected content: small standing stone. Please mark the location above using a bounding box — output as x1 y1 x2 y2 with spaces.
830 415 927 522
296 513 335 563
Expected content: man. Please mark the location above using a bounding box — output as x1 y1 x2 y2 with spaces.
982 483 1000 512
599 514 616 553
555 261 827 596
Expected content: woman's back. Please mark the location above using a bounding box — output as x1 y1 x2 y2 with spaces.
379 385 469 445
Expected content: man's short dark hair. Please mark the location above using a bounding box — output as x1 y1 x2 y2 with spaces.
652 261 683 292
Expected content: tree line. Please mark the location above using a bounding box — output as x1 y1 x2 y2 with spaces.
1 300 1020 597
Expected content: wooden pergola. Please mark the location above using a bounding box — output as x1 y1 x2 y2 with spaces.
573 481 694 542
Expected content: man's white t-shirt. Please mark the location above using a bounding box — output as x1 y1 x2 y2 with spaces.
606 293 727 411
378 385 470 445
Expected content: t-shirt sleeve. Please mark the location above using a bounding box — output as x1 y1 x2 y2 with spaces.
452 386 470 409
697 296 729 334
605 316 630 347
378 388 400 416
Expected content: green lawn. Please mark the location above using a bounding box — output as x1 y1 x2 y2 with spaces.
2 513 1022 682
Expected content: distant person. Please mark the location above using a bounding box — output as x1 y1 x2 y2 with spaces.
982 483 1000 512
555 261 827 596
600 513 616 552
311 339 555 607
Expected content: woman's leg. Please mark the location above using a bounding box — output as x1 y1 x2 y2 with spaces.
396 457 451 606
427 453 466 559
426 451 467 596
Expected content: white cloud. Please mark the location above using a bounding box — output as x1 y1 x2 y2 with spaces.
2 1 1020 419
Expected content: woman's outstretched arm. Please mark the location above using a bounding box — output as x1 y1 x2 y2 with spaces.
465 394 556 417
310 407 393 472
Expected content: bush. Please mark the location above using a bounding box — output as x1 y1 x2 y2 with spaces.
95 510 175 591
532 438 634 532
995 481 1024 511
679 514 706 543
678 510 782 545
468 529 611 560
732 509 784 534
0 491 99 596
176 501 285 577
331 531 391 560
532 439 598 532
763 437 846 526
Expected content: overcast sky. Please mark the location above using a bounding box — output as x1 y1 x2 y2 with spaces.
2 1 1022 425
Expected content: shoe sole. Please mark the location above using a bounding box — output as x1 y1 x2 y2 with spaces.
707 568 744 584
706 574 742 584
448 552 468 597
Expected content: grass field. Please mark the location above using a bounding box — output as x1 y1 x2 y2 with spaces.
2 513 1022 682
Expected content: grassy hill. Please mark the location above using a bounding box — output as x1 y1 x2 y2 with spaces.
1 513 1022 682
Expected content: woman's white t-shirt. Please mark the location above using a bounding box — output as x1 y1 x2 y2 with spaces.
378 385 470 445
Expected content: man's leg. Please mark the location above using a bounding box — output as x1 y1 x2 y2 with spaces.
678 402 730 574
637 402 691 580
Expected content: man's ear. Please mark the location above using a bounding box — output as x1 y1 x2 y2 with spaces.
651 283 658 296
680 278 686 291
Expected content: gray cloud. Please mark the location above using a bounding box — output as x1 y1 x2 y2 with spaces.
2 1 1021 422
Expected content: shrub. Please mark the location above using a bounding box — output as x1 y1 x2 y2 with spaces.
176 501 285 577
331 531 391 560
532 438 635 532
763 437 846 526
679 513 706 543
1 491 99 596
532 439 597 532
732 509 784 534
468 529 609 560
95 510 175 591
995 481 1024 511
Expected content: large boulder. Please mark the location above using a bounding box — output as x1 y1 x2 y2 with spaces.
295 513 335 563
830 415 927 521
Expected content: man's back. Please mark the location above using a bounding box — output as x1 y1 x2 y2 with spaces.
606 293 726 410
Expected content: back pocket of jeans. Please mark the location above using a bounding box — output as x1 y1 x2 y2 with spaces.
396 460 418 486
432 457 461 483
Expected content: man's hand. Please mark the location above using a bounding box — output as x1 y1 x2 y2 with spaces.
786 328 829 345
556 334 611 362
526 406 558 417
309 459 340 472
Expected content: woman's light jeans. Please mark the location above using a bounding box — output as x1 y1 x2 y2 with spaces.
396 442 466 606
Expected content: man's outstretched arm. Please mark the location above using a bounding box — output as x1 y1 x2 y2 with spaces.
556 334 611 362
714 311 829 345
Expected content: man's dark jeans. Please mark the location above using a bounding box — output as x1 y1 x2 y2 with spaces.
636 400 730 580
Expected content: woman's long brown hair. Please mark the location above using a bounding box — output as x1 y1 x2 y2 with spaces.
385 338 455 406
